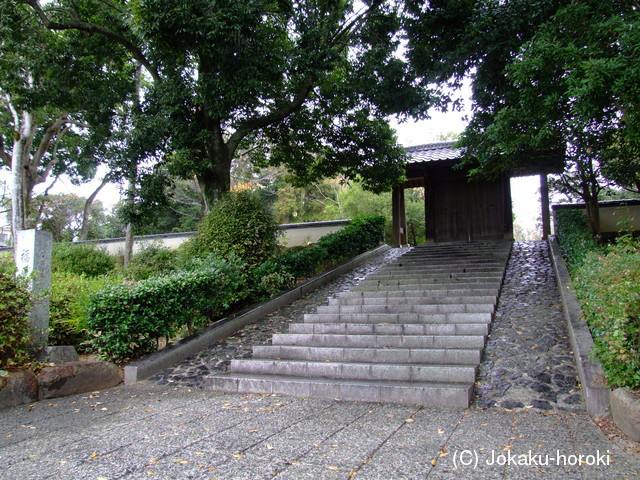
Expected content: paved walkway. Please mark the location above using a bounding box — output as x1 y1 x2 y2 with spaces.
1 242 639 479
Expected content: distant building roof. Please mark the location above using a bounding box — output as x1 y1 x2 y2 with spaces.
404 141 464 164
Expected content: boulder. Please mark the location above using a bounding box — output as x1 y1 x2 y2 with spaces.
45 346 79 364
610 388 640 442
37 361 122 399
0 370 40 409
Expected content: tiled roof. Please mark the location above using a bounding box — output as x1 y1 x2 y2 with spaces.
404 141 464 164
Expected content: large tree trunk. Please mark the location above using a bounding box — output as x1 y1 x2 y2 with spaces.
196 146 233 213
585 194 601 241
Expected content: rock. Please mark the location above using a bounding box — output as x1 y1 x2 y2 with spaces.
500 400 524 409
37 361 122 399
0 370 41 409
45 346 79 364
610 388 640 442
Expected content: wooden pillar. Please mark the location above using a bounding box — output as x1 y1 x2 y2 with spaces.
424 176 435 243
392 186 407 247
503 173 514 240
540 173 551 239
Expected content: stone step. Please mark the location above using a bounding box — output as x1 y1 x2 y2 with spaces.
271 333 486 349
364 273 504 282
357 276 503 285
303 312 492 324
229 359 477 383
204 374 473 407
288 322 489 336
315 304 495 314
351 282 500 292
252 345 482 365
379 266 505 273
328 295 497 306
337 288 499 298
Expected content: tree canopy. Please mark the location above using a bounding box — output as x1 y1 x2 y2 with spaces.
23 0 433 210
404 0 640 235
1 1 136 245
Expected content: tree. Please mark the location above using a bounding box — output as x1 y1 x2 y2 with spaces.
28 193 111 241
1 2 135 255
25 0 432 210
405 0 640 237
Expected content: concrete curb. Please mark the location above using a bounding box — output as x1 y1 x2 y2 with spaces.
124 244 392 384
547 236 610 416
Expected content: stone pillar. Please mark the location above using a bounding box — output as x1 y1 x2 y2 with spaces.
15 229 52 356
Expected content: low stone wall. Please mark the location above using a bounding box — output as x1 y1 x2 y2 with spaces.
547 235 610 416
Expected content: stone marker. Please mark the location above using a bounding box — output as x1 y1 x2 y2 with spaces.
15 229 52 357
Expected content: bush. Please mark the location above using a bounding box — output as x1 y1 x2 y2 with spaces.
555 209 603 273
267 215 385 281
86 255 247 362
277 245 329 278
48 272 118 350
52 242 115 277
187 190 280 268
0 257 33 367
251 261 296 301
123 243 181 280
573 237 640 390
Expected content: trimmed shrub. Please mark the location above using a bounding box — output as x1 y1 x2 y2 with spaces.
277 245 329 279
86 255 247 362
48 272 118 350
124 243 181 280
573 237 640 390
52 242 115 277
267 214 385 281
187 190 280 268
251 261 296 301
0 258 33 367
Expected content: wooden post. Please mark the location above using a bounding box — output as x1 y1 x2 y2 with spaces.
424 176 435 243
392 186 404 247
540 173 551 239
399 187 407 246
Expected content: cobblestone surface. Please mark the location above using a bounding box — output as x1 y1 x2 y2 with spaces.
149 247 410 388
474 241 584 412
152 241 585 413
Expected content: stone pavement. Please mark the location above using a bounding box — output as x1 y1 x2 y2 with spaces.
1 242 639 479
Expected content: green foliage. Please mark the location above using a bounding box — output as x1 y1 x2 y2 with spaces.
318 215 386 260
0 258 33 368
48 272 117 350
188 191 280 268
123 243 181 280
555 209 603 274
272 215 385 280
337 183 425 244
573 237 640 390
86 255 247 362
277 246 330 279
52 242 116 277
25 1 430 208
251 261 296 302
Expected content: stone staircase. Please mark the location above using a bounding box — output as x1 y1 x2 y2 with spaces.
204 241 512 407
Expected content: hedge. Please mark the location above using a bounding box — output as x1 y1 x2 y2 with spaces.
573 237 640 390
86 256 247 362
269 215 385 280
